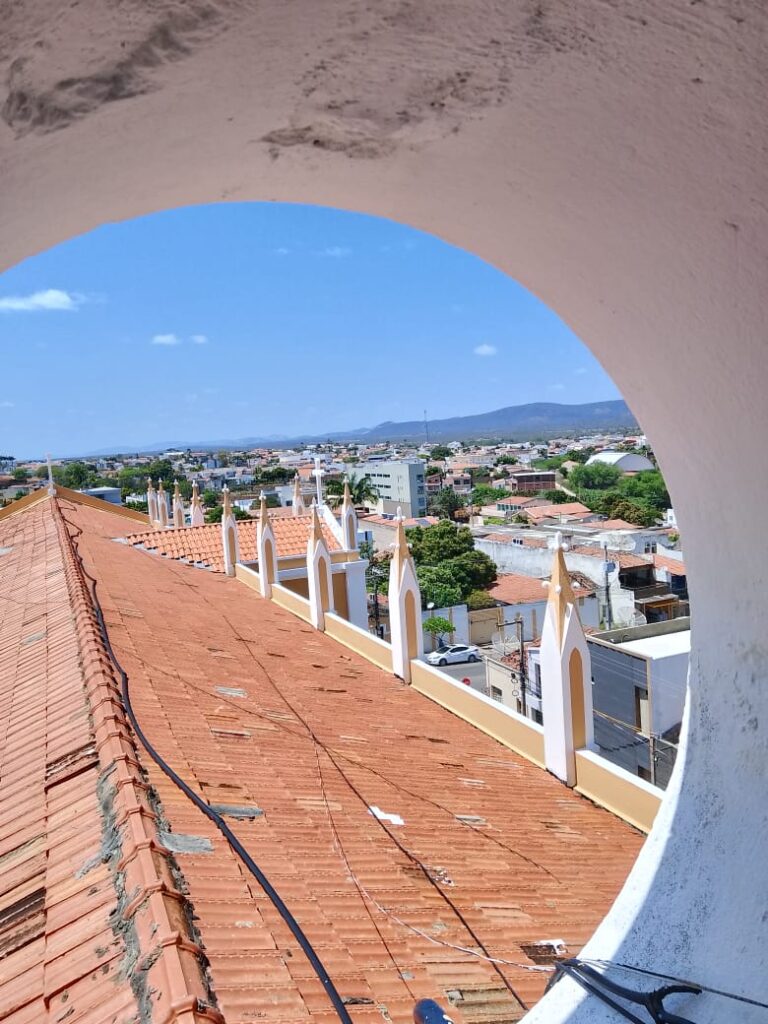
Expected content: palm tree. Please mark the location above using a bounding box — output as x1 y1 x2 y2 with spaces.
325 473 378 508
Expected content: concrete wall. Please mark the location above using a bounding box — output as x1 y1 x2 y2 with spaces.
421 603 469 649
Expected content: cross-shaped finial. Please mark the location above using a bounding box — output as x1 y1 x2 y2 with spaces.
312 456 325 506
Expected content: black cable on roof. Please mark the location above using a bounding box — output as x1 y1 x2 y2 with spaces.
58 508 354 1024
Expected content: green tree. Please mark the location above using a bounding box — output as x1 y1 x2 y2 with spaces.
408 520 475 565
416 565 463 609
429 445 452 461
470 483 509 506
451 549 497 590
55 461 93 489
146 459 176 485
12 467 28 481
540 489 572 504
569 463 622 490
466 589 497 610
202 489 220 508
325 473 378 507
606 498 658 527
422 616 454 645
205 504 250 523
428 488 466 520
617 469 669 511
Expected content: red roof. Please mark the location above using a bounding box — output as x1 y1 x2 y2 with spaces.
653 552 687 576
489 572 597 606
0 493 643 1023
123 514 341 572
524 503 592 522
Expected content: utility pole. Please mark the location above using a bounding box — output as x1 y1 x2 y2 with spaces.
603 542 614 630
424 409 430 447
515 615 528 718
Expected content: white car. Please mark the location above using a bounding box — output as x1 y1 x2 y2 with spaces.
426 644 482 667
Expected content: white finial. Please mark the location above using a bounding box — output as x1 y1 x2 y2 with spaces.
46 452 55 496
312 456 325 507
396 505 404 520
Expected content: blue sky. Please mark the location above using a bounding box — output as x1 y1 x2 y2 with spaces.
0 203 619 457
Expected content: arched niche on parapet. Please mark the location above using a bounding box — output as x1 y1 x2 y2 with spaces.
2 3 766 1018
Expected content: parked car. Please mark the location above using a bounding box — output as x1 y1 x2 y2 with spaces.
426 644 482 667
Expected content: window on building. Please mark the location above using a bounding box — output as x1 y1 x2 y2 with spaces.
637 765 652 782
531 708 543 725
644 541 658 554
490 686 503 703
634 686 650 734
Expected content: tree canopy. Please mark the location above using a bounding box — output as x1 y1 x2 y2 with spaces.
427 488 466 519
325 473 378 507
408 520 497 608
429 445 453 461
569 463 622 490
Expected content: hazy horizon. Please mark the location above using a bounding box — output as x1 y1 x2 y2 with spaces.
0 203 621 457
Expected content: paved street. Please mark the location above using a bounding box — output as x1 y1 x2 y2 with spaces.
436 658 488 695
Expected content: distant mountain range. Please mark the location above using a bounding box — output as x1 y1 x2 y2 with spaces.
68 400 637 457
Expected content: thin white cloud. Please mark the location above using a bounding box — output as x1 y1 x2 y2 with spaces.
274 247 291 256
152 333 182 346
548 383 566 391
190 334 208 345
574 367 588 375
0 289 84 313
0 400 14 408
473 343 497 357
319 246 352 258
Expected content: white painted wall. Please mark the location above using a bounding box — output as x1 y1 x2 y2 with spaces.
421 603 470 649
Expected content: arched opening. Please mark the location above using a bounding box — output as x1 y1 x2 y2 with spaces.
404 590 420 662
1 8 765 1016
264 537 275 584
226 524 236 569
318 555 331 612
569 649 587 751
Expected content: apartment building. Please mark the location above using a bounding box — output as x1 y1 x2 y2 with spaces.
356 459 427 517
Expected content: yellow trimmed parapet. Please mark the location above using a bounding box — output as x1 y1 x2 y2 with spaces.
235 563 262 595
410 660 546 767
575 748 662 833
271 583 312 623
324 613 393 672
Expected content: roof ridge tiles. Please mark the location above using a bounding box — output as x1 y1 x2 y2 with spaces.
51 500 224 1024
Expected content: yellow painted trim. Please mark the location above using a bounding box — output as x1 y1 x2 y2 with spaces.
324 613 393 672
0 487 51 522
410 660 546 767
574 749 662 833
271 583 313 623
235 562 262 596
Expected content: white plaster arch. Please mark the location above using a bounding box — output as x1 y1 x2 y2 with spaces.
2 4 766 1019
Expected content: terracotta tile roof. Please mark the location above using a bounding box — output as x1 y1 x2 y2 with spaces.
524 503 592 522
653 552 687 576
0 498 219 1024
570 546 650 569
122 514 341 573
2 495 643 1023
489 572 596 606
482 533 549 549
588 519 639 531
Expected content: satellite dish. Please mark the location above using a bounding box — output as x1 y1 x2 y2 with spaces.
491 629 517 659
632 611 648 626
